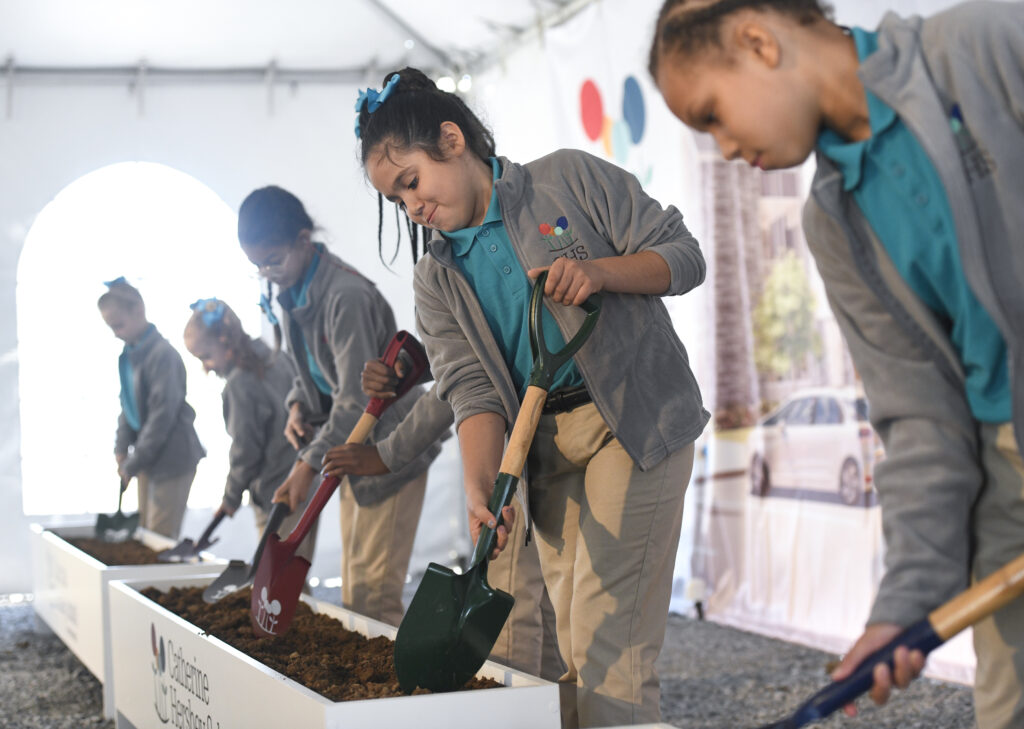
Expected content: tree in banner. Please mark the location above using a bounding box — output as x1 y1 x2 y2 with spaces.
753 250 822 382
710 158 761 430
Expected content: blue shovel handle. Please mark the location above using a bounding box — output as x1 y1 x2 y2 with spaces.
779 619 942 726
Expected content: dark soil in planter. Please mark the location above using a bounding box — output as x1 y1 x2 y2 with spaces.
65 536 164 565
141 586 501 701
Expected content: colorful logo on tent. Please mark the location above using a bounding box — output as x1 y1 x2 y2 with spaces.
580 76 646 165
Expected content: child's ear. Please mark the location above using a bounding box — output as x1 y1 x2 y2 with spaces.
734 18 782 69
438 121 467 157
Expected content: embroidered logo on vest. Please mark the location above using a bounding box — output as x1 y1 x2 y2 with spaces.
539 215 589 261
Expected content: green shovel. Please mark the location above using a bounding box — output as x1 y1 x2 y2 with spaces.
394 270 601 693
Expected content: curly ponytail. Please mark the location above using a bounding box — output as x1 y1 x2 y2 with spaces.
356 67 493 265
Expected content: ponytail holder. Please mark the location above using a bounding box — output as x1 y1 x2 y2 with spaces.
354 74 401 139
259 294 280 326
104 276 127 288
190 297 226 327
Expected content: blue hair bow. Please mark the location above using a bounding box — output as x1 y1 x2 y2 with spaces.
259 294 280 326
104 276 128 288
190 297 226 327
354 74 400 139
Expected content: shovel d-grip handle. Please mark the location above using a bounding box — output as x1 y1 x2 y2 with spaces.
365 330 430 419
468 275 602 569
758 550 1024 729
527 270 602 391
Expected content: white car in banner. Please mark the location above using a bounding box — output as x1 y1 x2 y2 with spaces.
749 387 882 506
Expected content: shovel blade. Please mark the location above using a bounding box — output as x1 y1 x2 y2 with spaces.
249 534 310 638
157 538 197 563
202 560 251 603
394 562 514 693
94 512 140 542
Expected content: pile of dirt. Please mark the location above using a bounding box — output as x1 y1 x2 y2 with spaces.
65 537 164 565
141 586 501 701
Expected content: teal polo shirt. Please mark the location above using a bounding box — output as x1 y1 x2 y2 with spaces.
817 28 1010 423
279 243 332 396
118 323 156 431
445 157 583 397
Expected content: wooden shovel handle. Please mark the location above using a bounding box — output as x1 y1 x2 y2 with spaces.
347 411 379 445
930 550 1024 639
498 386 547 478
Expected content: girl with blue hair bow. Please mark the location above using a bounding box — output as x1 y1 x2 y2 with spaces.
355 67 707 727
184 297 319 562
98 277 205 539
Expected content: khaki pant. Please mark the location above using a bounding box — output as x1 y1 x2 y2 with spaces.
973 422 1024 729
253 476 320 565
137 469 194 540
486 493 565 680
339 471 428 627
527 402 695 728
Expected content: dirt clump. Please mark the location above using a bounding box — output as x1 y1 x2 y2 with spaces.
66 536 164 565
141 585 501 701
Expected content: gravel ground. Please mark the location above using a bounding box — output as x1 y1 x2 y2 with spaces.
658 613 976 729
0 597 975 729
0 601 112 729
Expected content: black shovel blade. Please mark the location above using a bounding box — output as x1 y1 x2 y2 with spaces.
158 538 197 563
202 560 251 603
94 512 140 542
394 561 515 693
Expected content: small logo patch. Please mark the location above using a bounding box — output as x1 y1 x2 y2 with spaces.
538 215 589 261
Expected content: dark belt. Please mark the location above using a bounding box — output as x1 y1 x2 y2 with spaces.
542 384 592 414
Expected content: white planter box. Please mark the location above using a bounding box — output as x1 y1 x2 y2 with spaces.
29 523 224 718
109 574 560 729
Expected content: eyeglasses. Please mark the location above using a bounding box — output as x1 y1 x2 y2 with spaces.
251 248 294 277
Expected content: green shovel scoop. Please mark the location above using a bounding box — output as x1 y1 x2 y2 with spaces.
394 270 601 693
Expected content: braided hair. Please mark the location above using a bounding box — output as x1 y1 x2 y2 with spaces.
355 67 496 265
648 0 832 78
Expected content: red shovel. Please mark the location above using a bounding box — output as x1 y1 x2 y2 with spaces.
250 330 429 638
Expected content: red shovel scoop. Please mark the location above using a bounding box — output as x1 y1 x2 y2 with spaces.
250 330 429 638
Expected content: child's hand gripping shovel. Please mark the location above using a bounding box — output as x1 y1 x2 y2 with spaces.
393 271 601 693
201 502 289 603
754 549 1024 729
94 479 140 542
158 510 227 563
249 330 430 638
